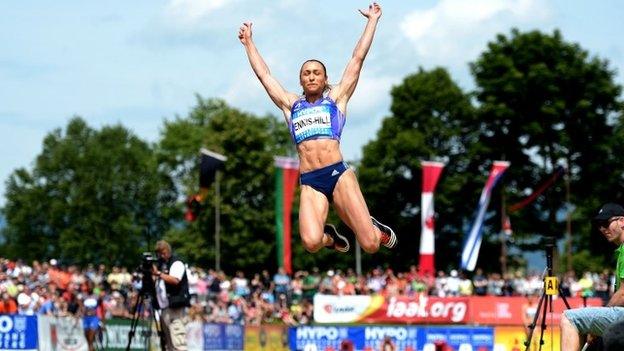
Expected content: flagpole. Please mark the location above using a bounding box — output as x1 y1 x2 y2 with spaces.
215 171 221 271
500 191 508 276
355 241 362 276
199 148 227 272
566 166 572 272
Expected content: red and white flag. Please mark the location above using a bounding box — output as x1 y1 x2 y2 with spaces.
419 161 445 276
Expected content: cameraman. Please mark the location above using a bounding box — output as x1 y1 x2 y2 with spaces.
153 240 190 351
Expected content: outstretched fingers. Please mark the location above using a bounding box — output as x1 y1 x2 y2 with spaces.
358 3 381 19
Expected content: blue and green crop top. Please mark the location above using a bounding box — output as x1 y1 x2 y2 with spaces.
289 95 346 145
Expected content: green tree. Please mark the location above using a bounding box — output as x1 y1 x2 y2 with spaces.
471 29 623 269
358 29 623 273
1 117 174 266
358 68 478 270
158 96 310 272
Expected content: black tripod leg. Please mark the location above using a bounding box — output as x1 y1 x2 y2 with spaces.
559 287 572 309
537 296 550 351
524 293 546 351
153 309 166 351
126 294 145 351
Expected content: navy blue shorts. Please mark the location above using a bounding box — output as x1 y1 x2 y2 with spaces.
300 161 349 202
83 315 100 331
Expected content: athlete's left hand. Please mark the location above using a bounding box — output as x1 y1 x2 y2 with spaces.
359 2 382 20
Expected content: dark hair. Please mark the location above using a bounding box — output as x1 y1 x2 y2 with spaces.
300 59 327 76
300 59 331 94
604 319 624 350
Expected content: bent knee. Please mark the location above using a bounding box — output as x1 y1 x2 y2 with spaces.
301 234 324 253
359 238 380 253
560 313 576 330
560 314 569 328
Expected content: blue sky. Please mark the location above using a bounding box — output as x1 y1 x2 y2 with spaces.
1 0 623 207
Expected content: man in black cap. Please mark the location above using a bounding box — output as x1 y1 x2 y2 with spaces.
560 203 624 350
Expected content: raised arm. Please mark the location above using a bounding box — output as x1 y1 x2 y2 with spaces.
330 3 382 108
239 22 298 119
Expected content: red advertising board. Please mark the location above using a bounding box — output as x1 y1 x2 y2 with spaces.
469 296 603 325
359 296 470 324
313 294 604 325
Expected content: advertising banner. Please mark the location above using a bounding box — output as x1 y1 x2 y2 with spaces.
0 315 37 351
494 326 560 351
289 325 411 351
289 325 493 351
469 296 603 326
37 315 88 351
244 325 288 351
203 323 244 351
101 318 161 351
315 294 602 326
187 321 204 351
314 294 468 324
419 326 494 351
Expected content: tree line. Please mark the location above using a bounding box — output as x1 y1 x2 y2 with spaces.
2 29 622 274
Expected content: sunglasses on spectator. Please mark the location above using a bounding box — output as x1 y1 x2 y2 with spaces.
597 216 624 229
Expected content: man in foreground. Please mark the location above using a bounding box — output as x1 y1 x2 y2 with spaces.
560 203 624 350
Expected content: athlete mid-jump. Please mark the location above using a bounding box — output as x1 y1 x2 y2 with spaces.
239 2 397 254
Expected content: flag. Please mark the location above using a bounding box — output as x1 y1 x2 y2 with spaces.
185 194 202 222
275 156 299 274
420 161 445 276
461 161 510 271
508 166 565 213
200 148 227 189
502 214 512 236
185 149 227 222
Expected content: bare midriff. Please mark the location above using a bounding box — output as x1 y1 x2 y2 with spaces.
296 139 343 173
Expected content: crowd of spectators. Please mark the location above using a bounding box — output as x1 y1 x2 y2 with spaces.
0 257 615 326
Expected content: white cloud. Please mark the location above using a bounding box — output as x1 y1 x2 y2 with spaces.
164 0 232 26
347 71 395 120
221 70 267 110
400 0 551 64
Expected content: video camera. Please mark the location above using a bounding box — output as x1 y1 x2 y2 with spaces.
141 252 157 273
132 252 159 297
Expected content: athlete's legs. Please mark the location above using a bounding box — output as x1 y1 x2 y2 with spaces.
332 170 381 253
85 328 96 351
299 185 332 252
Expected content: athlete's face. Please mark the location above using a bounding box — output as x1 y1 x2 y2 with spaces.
299 61 327 96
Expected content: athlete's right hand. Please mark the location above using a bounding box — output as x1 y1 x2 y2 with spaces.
238 22 253 45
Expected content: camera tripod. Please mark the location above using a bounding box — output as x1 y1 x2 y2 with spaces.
126 279 166 351
524 238 571 351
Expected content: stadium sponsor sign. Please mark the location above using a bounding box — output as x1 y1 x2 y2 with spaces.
290 326 350 351
313 294 469 324
202 323 244 351
244 325 289 351
315 294 604 325
288 325 493 351
0 315 37 351
469 296 603 325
